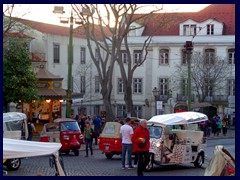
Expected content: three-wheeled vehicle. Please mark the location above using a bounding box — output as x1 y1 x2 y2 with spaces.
3 112 28 170
40 118 83 156
98 118 141 159
3 138 66 176
204 145 235 176
146 111 208 171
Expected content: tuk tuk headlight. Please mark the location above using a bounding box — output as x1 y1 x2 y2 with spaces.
156 142 161 148
63 135 69 140
79 134 83 139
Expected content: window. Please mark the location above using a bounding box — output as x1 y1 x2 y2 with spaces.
204 49 215 64
181 50 187 65
95 49 100 63
53 43 60 63
181 78 188 96
117 105 127 117
118 78 124 93
133 50 142 64
207 24 214 35
159 49 169 65
183 24 196 36
80 47 86 64
204 79 213 96
228 79 235 96
133 105 142 118
121 50 128 64
228 49 235 65
95 76 100 93
133 78 142 94
80 76 85 94
159 78 168 95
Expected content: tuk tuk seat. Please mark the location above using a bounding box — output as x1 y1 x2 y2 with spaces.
171 129 203 146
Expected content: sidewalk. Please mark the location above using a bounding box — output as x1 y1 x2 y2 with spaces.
207 128 235 140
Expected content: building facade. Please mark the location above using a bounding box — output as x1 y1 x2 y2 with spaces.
11 4 235 122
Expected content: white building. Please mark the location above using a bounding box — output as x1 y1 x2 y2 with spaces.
13 4 235 122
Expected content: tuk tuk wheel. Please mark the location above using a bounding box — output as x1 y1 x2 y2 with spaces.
145 153 154 172
105 153 113 159
194 152 204 168
73 148 79 156
5 158 21 170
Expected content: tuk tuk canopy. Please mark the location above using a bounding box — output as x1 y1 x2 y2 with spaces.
3 138 61 159
3 112 27 123
99 122 122 138
148 112 208 126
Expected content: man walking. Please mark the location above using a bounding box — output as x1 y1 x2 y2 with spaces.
119 117 134 169
132 119 150 176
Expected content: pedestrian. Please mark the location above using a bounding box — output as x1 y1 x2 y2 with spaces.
83 121 94 157
70 113 74 119
206 119 212 137
120 117 134 169
132 119 150 176
217 119 222 136
27 118 36 141
93 115 102 145
130 120 138 167
222 115 228 136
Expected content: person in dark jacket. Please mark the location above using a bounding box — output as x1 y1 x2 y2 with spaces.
132 119 150 176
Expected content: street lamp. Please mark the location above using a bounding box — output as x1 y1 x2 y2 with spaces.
152 87 159 115
53 6 73 118
185 41 193 111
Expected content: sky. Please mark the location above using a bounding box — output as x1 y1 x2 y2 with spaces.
3 4 210 27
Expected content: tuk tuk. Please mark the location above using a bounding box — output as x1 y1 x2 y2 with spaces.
146 112 208 171
3 112 28 170
204 145 235 176
40 118 83 156
98 120 140 159
3 138 66 176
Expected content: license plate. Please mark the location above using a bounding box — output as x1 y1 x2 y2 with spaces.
105 145 109 150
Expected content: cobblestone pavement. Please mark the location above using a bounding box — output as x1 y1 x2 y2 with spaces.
5 129 235 176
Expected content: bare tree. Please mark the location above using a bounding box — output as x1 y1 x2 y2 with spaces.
72 4 165 120
172 52 233 102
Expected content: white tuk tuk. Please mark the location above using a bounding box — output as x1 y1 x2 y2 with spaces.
3 112 29 170
3 112 28 140
146 112 208 171
3 138 66 176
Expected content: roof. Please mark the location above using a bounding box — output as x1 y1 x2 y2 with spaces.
148 112 208 126
3 112 27 122
4 32 34 39
133 4 235 36
38 89 66 98
36 65 62 80
14 17 112 40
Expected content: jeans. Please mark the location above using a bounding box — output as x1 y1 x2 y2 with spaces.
121 143 133 167
85 138 93 156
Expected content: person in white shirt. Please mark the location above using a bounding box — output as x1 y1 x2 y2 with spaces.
119 117 134 169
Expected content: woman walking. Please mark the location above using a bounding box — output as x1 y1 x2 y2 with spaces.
83 121 94 157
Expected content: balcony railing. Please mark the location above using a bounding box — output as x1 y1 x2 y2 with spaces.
204 95 228 104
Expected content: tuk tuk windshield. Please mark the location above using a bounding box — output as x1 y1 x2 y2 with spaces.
4 120 24 131
60 121 80 132
148 126 163 139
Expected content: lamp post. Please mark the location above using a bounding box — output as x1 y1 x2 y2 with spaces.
185 41 193 111
53 6 74 118
152 87 159 115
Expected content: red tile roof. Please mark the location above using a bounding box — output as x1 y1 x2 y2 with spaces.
13 17 112 40
133 4 235 36
37 65 63 80
4 32 34 39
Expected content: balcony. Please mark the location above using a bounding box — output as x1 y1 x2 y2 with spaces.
204 95 228 105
